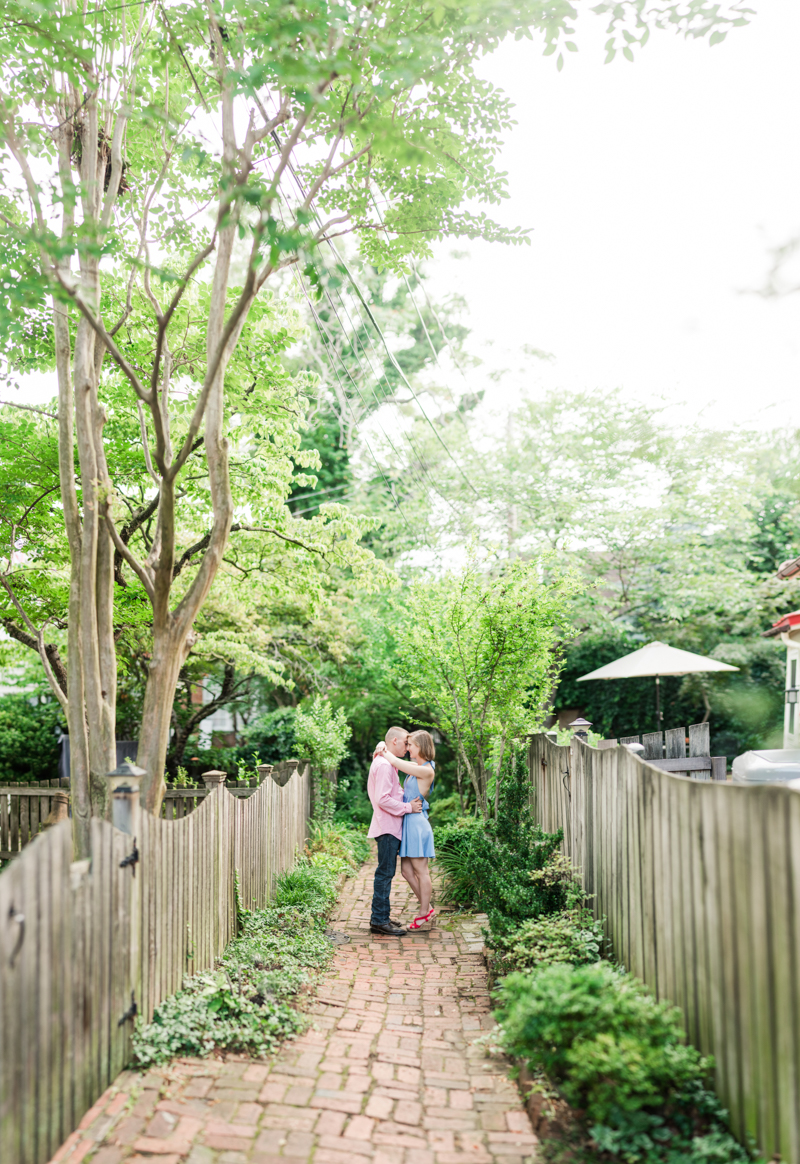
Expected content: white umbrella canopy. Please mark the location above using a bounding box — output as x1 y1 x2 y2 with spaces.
576 640 739 728
576 641 739 681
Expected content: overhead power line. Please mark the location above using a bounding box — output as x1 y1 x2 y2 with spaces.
329 247 481 499
267 124 480 506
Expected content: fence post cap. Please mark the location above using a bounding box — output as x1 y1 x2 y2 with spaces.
256 764 273 784
271 759 299 787
201 770 228 789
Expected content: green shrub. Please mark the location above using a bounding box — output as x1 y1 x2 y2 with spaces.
334 772 373 827
428 792 467 828
306 820 371 869
495 963 755 1163
496 963 708 1121
435 765 568 940
491 907 605 976
239 707 299 760
275 862 338 912
0 696 62 782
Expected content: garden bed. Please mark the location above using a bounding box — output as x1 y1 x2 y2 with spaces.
132 823 369 1067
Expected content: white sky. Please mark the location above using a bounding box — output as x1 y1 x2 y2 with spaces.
424 2 800 432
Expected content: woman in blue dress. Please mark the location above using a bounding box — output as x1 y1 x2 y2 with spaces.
377 729 436 930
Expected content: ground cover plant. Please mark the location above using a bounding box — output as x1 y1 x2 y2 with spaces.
132 823 364 1066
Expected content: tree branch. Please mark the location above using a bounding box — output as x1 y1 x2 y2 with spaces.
0 582 69 713
0 399 58 419
103 511 156 601
172 521 324 579
0 617 69 696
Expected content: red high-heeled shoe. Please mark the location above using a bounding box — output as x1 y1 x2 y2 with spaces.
408 907 436 930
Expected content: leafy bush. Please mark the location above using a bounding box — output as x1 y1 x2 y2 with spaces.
436 767 567 939
0 695 62 782
294 697 350 773
428 792 466 828
334 771 373 827
132 827 366 1067
294 697 351 823
497 963 709 1120
306 820 371 869
495 963 754 1163
490 907 605 976
239 707 299 762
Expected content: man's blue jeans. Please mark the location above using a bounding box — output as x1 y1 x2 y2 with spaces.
371 833 401 925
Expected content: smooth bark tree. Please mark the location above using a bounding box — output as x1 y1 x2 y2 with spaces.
0 0 541 853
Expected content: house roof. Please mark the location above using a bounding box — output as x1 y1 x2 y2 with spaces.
763 610 800 638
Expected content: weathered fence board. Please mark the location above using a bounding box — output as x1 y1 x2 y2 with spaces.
528 734 800 1163
0 764 311 1164
0 780 71 860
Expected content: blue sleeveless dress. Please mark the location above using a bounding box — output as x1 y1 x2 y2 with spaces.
399 765 435 859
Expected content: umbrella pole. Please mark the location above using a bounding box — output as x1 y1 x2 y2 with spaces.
656 675 661 726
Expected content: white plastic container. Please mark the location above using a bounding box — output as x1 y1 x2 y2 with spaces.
731 749 800 785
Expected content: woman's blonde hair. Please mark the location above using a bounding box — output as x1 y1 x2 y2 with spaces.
409 729 435 761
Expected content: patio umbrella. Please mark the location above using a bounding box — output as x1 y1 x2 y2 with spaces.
576 640 739 725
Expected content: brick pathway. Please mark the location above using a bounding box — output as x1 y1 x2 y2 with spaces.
51 853 537 1164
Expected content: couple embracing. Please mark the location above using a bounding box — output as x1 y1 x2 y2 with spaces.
367 726 436 936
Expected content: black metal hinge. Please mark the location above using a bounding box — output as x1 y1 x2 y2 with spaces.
119 839 139 876
7 906 24 969
118 992 137 1027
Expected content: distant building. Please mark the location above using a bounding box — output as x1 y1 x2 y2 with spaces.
763 609 800 748
193 681 236 748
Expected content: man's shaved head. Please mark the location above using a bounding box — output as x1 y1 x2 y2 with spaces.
385 726 407 746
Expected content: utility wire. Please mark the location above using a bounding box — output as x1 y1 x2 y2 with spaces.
290 267 415 530
329 246 481 498
256 148 417 531
275 205 462 522
408 254 473 385
288 481 353 504
304 270 465 520
301 277 450 533
268 124 479 505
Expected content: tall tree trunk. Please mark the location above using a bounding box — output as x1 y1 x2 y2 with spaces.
137 626 192 814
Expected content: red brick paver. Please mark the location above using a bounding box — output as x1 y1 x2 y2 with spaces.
50 853 537 1164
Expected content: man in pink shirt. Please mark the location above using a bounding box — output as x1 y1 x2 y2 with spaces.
368 725 422 936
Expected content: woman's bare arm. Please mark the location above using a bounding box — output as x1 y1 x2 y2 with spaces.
374 746 434 793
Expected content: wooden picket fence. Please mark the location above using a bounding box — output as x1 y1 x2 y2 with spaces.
0 764 311 1164
0 762 304 859
0 780 71 860
528 734 800 1164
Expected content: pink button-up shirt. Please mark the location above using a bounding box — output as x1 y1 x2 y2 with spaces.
367 754 413 839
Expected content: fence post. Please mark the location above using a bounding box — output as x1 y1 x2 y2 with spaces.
201 770 227 791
